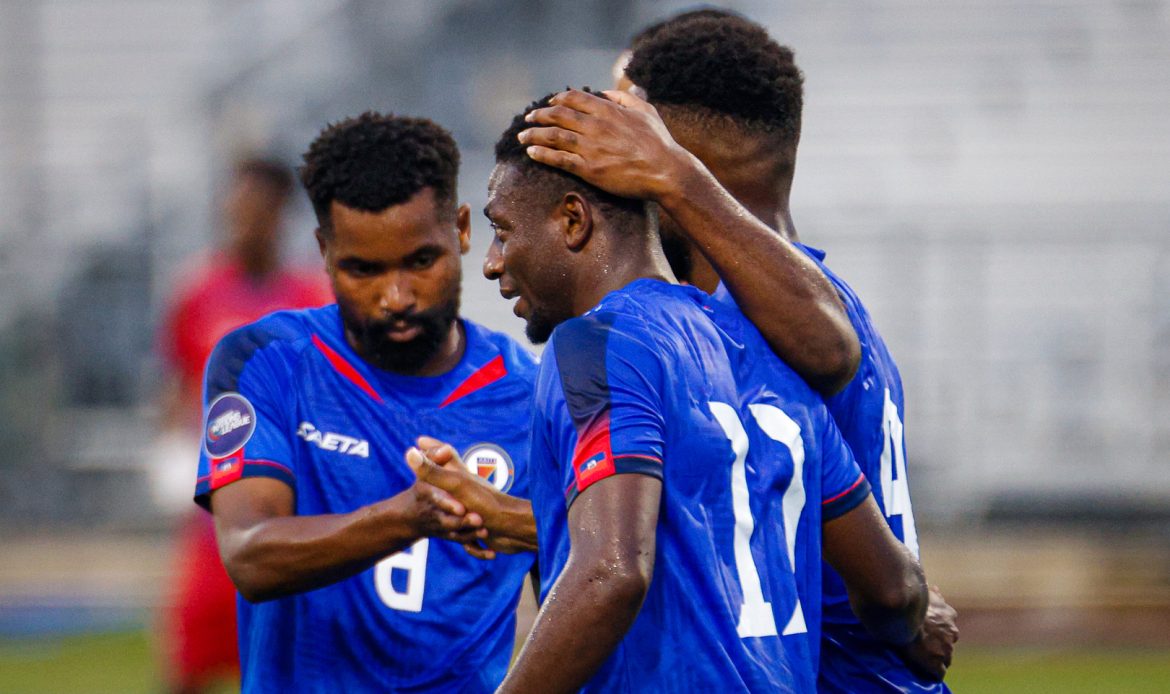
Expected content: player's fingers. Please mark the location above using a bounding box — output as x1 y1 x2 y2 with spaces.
417 438 463 472
601 89 653 113
405 447 426 476
435 512 470 534
416 435 443 448
409 450 462 495
518 126 582 153
425 484 465 517
524 146 586 176
463 543 496 561
429 462 469 494
462 512 484 529
487 536 537 555
548 88 610 115
524 104 590 130
417 437 463 469
447 527 484 544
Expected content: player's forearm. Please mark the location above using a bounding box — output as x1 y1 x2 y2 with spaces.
656 160 860 395
498 559 649 694
219 495 420 602
847 550 928 646
823 496 928 645
488 496 538 552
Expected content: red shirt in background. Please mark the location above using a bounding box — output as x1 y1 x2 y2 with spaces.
160 254 330 689
163 254 332 394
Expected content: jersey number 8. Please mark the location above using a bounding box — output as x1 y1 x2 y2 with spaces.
374 538 429 612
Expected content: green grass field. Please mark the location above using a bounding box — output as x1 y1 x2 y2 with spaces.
1 631 1167 693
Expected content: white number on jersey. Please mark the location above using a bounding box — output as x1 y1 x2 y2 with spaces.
710 401 807 638
878 388 919 557
374 538 428 612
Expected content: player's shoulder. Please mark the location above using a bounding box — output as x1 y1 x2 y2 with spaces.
795 243 871 327
462 318 539 388
547 281 705 381
796 243 903 387
205 306 337 395
561 279 708 342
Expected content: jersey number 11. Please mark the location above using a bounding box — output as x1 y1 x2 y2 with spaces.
711 401 807 639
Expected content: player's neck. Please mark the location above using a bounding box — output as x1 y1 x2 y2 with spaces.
571 241 675 316
740 197 799 245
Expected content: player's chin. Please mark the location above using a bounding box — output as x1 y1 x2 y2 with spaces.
522 310 557 345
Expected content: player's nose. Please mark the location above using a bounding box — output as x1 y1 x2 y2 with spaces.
378 273 416 314
483 242 503 281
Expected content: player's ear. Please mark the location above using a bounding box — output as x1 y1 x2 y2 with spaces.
559 192 592 252
314 227 331 262
455 203 471 255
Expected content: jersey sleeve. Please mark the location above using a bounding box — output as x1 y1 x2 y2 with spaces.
818 414 871 522
194 325 297 509
550 312 668 507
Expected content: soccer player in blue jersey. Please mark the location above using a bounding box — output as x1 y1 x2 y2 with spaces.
456 93 930 693
193 112 539 692
518 12 959 691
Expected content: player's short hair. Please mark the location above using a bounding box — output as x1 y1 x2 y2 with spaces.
494 92 645 231
625 14 803 149
235 157 294 198
299 111 460 232
627 6 750 50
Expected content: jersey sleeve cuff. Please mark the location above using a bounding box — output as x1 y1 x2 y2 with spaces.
822 473 871 522
564 453 663 508
194 458 295 510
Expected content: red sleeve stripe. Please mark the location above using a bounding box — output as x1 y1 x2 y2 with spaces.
823 473 867 506
311 334 383 403
612 453 663 464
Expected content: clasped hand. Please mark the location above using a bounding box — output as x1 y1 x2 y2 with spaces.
405 436 538 559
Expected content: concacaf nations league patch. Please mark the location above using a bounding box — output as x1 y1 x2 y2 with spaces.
462 443 515 494
204 392 257 459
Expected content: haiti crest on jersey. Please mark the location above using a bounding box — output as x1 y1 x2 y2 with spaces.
204 392 256 459
462 443 515 494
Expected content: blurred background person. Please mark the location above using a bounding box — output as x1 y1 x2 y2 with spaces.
154 157 330 694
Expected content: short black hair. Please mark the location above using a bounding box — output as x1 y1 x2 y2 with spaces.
236 157 294 198
625 15 803 145
494 91 645 227
627 6 749 50
299 111 460 230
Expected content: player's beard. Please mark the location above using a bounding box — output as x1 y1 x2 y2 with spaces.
340 297 460 375
523 305 560 345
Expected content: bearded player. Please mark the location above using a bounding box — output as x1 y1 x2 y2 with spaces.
194 112 537 692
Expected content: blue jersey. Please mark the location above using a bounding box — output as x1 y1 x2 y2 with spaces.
793 245 944 694
529 279 869 693
194 305 536 694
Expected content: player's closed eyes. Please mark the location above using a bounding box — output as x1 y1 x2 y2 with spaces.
407 252 440 270
340 260 382 278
